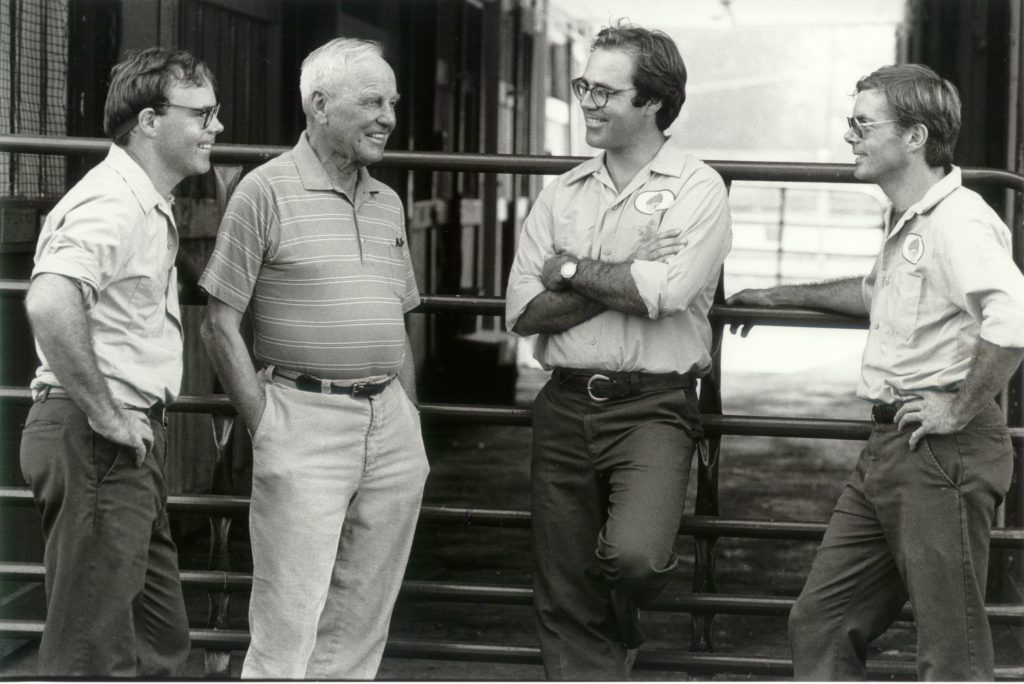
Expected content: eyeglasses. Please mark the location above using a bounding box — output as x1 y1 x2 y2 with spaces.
157 101 222 128
570 77 636 109
846 117 899 140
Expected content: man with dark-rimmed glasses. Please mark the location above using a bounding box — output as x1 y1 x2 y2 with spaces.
506 21 731 679
19 47 222 676
728 64 1024 680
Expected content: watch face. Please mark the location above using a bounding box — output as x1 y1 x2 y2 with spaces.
560 261 577 279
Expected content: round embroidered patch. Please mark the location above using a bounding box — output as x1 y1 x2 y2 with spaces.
634 190 676 214
902 233 924 264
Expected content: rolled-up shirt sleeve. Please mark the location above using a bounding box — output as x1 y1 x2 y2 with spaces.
935 217 1024 348
630 169 731 319
505 186 555 333
33 192 136 310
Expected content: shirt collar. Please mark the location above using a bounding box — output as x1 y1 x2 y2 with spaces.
886 166 962 237
105 144 169 213
909 165 962 215
293 131 384 203
564 136 689 187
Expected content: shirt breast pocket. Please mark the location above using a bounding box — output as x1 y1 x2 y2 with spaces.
892 271 922 340
128 274 167 337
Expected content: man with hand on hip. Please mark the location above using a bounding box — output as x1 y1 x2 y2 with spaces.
728 64 1024 680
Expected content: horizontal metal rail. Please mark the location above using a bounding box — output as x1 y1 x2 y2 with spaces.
0 279 867 329
7 387 1024 441
3 134 1024 192
2 487 1021 548
3 564 1019 625
0 618 1021 679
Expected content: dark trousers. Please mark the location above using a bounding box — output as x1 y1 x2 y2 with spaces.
531 379 701 679
789 402 1013 681
19 396 190 676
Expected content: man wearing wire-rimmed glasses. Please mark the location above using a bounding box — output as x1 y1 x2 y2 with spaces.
728 64 1024 680
506 21 732 679
19 47 223 676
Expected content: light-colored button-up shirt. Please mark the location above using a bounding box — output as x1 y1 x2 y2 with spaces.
30 144 183 408
859 166 1024 403
506 137 732 374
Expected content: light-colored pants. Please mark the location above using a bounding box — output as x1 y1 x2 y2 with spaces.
789 401 1013 681
242 369 429 679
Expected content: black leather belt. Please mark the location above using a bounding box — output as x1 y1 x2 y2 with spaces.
552 368 695 402
271 367 392 398
871 401 906 424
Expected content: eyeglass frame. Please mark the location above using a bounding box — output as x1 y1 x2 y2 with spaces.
846 116 900 140
570 77 637 109
155 101 222 129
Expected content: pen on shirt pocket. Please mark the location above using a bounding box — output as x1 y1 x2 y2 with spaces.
395 237 405 247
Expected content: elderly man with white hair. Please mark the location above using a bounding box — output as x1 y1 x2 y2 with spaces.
199 37 428 679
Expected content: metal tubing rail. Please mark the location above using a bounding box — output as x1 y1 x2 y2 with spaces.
0 279 866 330
0 619 1021 680
1 487 1021 548
3 134 1024 192
1 563 1019 625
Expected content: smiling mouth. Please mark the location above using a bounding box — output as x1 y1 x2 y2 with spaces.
584 116 605 126
198 143 213 151
367 133 388 143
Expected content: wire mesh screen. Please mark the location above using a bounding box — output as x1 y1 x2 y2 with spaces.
0 0 69 199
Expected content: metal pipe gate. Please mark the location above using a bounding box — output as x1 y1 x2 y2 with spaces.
1 134 1023 678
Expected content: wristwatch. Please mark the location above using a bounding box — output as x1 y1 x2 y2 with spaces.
559 260 578 282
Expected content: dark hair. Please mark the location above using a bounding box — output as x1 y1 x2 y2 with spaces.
103 47 217 146
591 22 687 131
855 64 961 170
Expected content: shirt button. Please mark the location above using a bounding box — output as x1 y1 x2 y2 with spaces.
589 339 597 345
873 323 880 329
602 249 611 256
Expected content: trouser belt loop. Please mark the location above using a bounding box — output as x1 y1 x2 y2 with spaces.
38 385 51 403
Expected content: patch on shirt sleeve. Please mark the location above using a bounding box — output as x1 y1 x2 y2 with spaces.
902 233 924 264
634 190 676 215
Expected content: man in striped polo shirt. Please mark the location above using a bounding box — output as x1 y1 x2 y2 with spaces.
199 38 428 679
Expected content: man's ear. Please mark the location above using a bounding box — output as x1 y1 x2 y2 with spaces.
135 108 159 139
310 90 330 123
906 122 929 154
645 98 663 117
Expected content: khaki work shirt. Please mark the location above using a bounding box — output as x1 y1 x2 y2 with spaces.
859 167 1024 403
30 145 183 408
506 137 732 374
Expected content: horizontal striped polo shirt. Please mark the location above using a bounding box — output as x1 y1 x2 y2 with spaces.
199 132 420 380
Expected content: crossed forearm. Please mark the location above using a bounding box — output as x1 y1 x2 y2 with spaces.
513 289 605 335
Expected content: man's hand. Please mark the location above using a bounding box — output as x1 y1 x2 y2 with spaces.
541 253 577 291
89 410 154 466
634 229 686 263
894 393 970 451
724 288 777 337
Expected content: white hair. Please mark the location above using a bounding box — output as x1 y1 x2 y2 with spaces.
299 38 384 113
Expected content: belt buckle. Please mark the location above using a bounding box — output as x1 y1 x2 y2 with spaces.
351 382 371 398
586 374 612 403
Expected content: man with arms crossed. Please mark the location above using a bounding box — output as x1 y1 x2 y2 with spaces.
199 38 428 679
506 23 732 679
729 64 1024 680
20 48 222 675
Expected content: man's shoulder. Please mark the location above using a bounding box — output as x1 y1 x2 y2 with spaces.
929 186 1005 231
48 164 139 225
